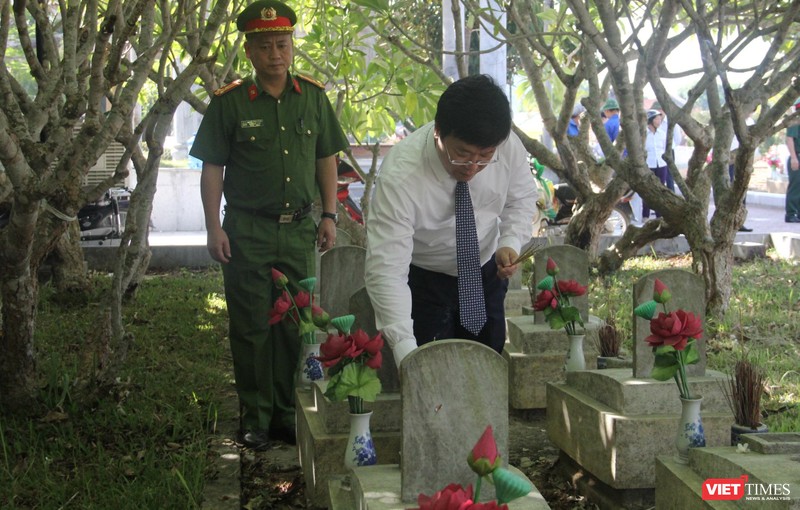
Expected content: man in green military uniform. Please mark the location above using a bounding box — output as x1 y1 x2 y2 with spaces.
784 99 800 223
190 0 348 449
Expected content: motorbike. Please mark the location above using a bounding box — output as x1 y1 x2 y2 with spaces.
77 187 131 242
336 157 364 224
0 188 130 242
531 159 633 236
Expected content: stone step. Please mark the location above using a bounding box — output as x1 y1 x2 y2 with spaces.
562 368 732 415
506 314 603 354
309 381 401 434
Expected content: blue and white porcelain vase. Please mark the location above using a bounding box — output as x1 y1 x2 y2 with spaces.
564 334 586 372
344 411 377 468
297 342 324 388
675 396 706 464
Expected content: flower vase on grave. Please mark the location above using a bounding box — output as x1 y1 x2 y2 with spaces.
296 338 324 388
344 409 377 468
675 396 706 464
564 334 586 372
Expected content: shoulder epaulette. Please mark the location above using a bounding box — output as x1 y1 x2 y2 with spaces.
295 74 325 89
214 79 244 96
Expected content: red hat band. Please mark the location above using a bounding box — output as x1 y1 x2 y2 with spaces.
245 16 293 32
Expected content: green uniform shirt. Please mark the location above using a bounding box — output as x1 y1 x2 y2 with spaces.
190 72 348 212
788 124 800 147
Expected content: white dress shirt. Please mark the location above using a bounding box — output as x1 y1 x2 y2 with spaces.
364 122 537 351
646 125 668 168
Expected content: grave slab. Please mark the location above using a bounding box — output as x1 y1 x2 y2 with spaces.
337 339 546 508
770 232 800 260
320 245 367 318
546 370 732 490
656 437 800 509
632 269 707 378
504 314 602 409
333 464 550 510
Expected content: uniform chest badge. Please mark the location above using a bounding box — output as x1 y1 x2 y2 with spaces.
241 119 264 128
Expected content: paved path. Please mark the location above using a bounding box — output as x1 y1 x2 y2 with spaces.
147 191 799 248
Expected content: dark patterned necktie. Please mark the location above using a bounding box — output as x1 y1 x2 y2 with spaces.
455 181 487 335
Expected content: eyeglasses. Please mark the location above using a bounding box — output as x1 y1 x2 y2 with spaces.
443 142 499 167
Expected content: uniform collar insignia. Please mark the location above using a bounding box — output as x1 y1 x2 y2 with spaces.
261 7 277 21
248 84 258 101
292 77 302 94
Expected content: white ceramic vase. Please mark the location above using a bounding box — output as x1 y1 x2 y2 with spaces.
344 411 377 468
564 334 586 372
675 396 706 464
296 342 324 388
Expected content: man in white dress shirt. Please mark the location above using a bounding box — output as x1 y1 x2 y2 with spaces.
364 75 538 368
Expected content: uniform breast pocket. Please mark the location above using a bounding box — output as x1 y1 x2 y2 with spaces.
295 117 318 161
235 125 272 150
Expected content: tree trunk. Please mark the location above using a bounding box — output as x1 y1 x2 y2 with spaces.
50 221 90 294
0 245 40 413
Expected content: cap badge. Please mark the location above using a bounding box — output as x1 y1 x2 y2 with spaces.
261 7 277 21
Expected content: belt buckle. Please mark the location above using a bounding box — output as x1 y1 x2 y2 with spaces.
278 213 294 223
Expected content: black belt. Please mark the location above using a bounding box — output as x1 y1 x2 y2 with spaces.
227 203 312 223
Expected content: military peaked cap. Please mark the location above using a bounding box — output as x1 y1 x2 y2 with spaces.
237 0 297 34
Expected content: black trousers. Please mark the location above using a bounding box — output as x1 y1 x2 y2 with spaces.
408 257 509 354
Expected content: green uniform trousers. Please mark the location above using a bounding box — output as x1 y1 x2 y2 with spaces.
787 158 800 218
221 208 316 432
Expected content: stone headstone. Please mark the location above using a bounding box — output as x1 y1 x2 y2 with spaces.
400 340 508 502
632 269 707 378
349 286 400 393
319 245 366 319
528 245 589 324
314 228 355 281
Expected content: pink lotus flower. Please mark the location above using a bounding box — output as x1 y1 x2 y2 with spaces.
546 257 559 276
467 426 501 477
271 268 288 289
652 278 671 303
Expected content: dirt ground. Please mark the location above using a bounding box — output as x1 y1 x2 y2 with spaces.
239 410 597 509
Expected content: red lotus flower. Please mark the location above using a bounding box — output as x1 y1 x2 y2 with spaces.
556 279 587 297
271 268 288 289
268 291 293 325
653 278 672 304
467 425 501 477
533 289 558 311
294 291 311 309
415 483 474 510
365 350 382 369
546 257 559 276
645 310 703 351
317 333 357 367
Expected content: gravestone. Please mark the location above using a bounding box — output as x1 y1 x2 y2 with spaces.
632 269 707 378
401 340 508 502
529 245 589 323
319 245 366 319
349 286 400 393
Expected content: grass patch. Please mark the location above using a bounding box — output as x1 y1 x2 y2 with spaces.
1 255 798 507
1 268 233 509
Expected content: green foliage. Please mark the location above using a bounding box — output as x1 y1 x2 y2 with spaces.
1 269 232 508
